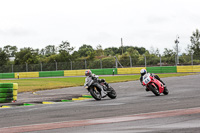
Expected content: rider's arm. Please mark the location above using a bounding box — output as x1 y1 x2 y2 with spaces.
140 76 143 83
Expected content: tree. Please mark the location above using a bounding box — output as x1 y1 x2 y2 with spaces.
104 47 119 56
190 29 200 59
149 46 160 56
58 41 74 54
44 45 57 56
163 48 176 64
78 44 94 57
134 46 146 55
14 47 39 65
3 45 18 57
56 41 74 62
0 49 9 66
40 48 45 56
95 44 104 56
163 48 174 57
127 47 140 65
104 48 115 56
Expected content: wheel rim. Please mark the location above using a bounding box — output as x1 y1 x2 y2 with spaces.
155 86 159 93
94 87 101 98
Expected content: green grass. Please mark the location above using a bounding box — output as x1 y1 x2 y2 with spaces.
0 73 195 92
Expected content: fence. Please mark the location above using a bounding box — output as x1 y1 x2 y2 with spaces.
0 60 116 73
0 54 200 73
1 65 200 79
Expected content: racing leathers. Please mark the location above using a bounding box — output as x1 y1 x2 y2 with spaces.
85 74 108 97
140 73 166 91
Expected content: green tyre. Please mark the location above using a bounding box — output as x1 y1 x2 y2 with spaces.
0 93 13 98
0 98 13 103
0 83 13 88
0 88 13 93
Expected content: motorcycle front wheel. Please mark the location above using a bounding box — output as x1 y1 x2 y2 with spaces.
107 87 117 99
149 84 160 96
89 87 101 100
163 88 169 95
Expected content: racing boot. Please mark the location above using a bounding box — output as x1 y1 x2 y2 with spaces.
164 84 167 90
101 90 107 98
104 82 109 88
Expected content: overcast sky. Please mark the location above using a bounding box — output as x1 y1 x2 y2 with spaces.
0 0 200 54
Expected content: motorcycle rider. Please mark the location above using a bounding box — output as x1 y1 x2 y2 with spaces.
85 70 107 97
140 69 166 91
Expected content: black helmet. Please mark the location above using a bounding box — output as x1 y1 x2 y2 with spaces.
85 70 92 76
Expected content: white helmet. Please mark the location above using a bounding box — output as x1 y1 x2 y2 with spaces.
140 69 147 76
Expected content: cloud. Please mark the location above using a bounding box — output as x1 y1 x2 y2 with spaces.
0 28 35 37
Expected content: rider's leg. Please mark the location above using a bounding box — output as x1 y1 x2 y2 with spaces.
154 75 166 85
146 87 149 91
96 83 107 97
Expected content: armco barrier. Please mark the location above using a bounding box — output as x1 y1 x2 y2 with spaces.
0 73 15 79
177 65 200 73
0 83 18 103
64 70 85 76
39 71 64 77
147 66 177 73
117 67 146 74
91 68 117 75
177 66 193 72
14 72 39 78
193 65 200 72
1 65 199 79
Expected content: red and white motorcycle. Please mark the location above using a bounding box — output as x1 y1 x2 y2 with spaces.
142 73 169 96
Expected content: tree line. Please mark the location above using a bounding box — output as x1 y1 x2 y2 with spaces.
0 29 200 67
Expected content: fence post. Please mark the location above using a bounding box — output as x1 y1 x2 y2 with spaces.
191 52 193 65
129 56 132 67
143 55 146 67
85 59 87 69
159 54 162 66
100 59 102 69
114 56 118 68
69 59 72 70
40 62 43 71
54 60 57 71
25 62 28 72
175 54 177 66
12 64 13 73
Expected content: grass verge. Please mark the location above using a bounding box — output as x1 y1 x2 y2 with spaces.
0 73 196 93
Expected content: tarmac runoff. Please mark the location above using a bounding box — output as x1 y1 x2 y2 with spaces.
0 95 93 109
1 107 200 133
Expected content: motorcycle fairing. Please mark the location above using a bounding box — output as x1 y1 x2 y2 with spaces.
151 78 164 93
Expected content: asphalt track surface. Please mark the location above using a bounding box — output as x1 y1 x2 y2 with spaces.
0 74 200 133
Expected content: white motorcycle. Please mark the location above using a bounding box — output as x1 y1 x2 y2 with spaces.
84 75 117 100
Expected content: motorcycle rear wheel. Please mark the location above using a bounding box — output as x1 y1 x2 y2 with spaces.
89 87 101 101
107 87 117 99
149 84 160 96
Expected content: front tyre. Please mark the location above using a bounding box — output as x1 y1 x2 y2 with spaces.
107 87 117 99
89 87 101 100
163 88 169 95
149 84 160 96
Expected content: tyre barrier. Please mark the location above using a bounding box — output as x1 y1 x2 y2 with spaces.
0 83 18 103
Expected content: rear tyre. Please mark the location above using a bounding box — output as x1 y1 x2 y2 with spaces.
107 87 117 99
149 84 160 96
163 88 169 95
89 87 101 101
